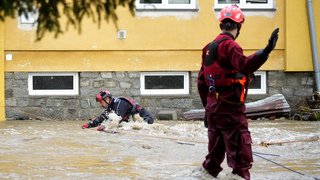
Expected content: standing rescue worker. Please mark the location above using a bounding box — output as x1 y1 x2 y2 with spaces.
82 90 154 130
197 5 279 180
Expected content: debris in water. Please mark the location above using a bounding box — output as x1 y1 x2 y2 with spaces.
183 94 290 120
291 91 320 121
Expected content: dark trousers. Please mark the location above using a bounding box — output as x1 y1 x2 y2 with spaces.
203 112 253 180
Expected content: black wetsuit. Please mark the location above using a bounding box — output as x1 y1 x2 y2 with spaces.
86 97 154 128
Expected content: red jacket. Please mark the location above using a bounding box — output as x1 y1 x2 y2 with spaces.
197 32 268 113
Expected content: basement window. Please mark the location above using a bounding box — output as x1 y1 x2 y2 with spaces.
141 72 189 95
28 73 79 95
215 0 274 10
136 0 197 10
248 71 266 94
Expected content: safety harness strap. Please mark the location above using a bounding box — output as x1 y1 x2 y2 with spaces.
225 72 246 79
118 97 141 114
204 38 230 67
215 76 251 106
205 38 251 105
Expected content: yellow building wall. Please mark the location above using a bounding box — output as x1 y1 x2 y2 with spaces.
285 0 320 71
0 20 5 121
4 0 286 72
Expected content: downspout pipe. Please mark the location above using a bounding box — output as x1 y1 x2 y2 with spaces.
307 0 320 92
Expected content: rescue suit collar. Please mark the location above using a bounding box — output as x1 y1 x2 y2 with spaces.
221 32 235 40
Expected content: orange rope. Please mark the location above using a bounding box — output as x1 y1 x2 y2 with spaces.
254 138 320 147
4 107 320 146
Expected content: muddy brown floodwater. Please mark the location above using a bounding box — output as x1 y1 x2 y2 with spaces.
0 119 319 180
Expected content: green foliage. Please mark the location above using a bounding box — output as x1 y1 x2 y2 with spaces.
0 0 135 40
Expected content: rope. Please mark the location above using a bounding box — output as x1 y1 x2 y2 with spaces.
252 151 280 157
254 138 320 147
253 153 320 180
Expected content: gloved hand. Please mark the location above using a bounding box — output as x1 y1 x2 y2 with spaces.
263 28 279 55
97 125 105 131
82 124 89 129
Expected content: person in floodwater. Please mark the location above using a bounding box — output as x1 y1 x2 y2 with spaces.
82 90 154 130
197 5 279 180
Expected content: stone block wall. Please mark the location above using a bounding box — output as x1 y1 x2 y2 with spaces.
4 71 315 120
245 71 314 106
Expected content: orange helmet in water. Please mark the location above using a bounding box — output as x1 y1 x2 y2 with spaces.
219 5 244 23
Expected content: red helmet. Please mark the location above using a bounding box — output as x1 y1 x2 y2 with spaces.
219 5 244 23
96 90 112 102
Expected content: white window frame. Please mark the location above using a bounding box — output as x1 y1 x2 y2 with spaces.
141 72 189 95
214 0 274 10
248 71 266 94
28 72 79 96
136 0 197 10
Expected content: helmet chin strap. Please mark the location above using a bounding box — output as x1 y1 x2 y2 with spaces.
235 24 242 39
103 98 111 108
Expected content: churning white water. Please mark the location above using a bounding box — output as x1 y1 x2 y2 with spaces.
0 119 319 180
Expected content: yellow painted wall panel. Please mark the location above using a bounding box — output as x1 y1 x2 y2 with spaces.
0 20 5 120
285 0 320 71
5 49 284 72
244 50 284 71
4 50 202 72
